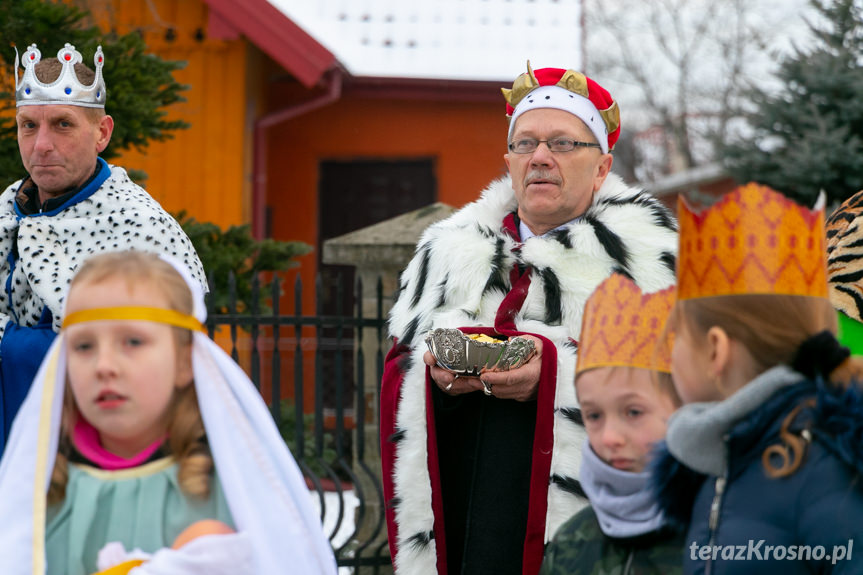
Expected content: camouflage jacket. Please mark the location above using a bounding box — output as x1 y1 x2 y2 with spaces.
539 507 684 575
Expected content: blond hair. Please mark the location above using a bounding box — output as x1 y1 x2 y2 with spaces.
668 293 863 477
576 365 682 408
49 252 211 504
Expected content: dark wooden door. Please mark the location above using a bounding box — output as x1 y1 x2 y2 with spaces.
317 158 437 408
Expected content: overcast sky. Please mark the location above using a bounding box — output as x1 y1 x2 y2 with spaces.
584 0 819 131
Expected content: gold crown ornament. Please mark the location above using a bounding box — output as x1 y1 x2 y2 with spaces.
677 183 828 301
576 273 675 374
15 43 106 108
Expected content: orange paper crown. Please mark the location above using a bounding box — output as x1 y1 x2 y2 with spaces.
576 273 675 374
677 183 828 301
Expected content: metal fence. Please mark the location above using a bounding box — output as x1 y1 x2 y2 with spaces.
204 271 393 573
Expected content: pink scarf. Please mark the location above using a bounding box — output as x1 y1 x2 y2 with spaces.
72 418 167 470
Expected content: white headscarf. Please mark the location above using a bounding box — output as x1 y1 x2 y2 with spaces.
0 255 338 575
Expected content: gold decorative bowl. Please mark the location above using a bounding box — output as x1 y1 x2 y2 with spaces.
425 328 536 376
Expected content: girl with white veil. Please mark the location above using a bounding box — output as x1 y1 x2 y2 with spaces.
0 251 337 575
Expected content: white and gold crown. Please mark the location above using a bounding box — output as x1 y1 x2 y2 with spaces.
15 43 106 108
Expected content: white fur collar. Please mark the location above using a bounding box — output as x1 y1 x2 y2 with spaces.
390 172 677 346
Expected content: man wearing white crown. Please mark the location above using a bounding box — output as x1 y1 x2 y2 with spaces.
380 64 678 575
0 43 205 456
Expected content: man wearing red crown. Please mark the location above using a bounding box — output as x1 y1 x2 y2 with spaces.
0 43 205 457
380 63 678 575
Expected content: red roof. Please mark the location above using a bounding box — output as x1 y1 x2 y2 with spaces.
203 0 336 88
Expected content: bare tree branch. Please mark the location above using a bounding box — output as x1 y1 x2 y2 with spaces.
584 0 807 182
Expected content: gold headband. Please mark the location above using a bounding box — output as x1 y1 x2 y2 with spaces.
62 306 204 332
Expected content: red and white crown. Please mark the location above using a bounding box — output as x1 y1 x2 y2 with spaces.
15 43 106 108
502 61 620 153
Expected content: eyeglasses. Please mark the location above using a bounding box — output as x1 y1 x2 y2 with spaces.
508 137 602 154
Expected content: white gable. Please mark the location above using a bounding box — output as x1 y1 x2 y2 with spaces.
267 0 584 81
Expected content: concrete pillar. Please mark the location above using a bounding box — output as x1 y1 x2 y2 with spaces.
323 203 456 570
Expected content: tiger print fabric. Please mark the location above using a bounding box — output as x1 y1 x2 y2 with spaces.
826 190 863 322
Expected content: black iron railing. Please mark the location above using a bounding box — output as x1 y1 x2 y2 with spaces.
205 271 392 572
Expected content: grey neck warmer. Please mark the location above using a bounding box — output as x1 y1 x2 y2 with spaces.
579 437 666 538
665 365 801 476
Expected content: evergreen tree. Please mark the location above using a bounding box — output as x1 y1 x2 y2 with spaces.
174 211 313 315
722 0 863 205
0 0 188 181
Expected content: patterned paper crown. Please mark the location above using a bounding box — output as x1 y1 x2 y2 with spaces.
677 183 828 301
15 43 106 108
576 273 675 374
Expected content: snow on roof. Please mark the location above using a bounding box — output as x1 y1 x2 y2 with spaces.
267 0 584 82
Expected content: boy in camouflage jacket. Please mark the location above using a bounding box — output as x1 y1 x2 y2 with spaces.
539 274 684 575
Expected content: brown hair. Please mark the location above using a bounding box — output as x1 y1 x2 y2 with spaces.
48 252 211 504
576 365 682 408
668 293 863 477
32 58 105 121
